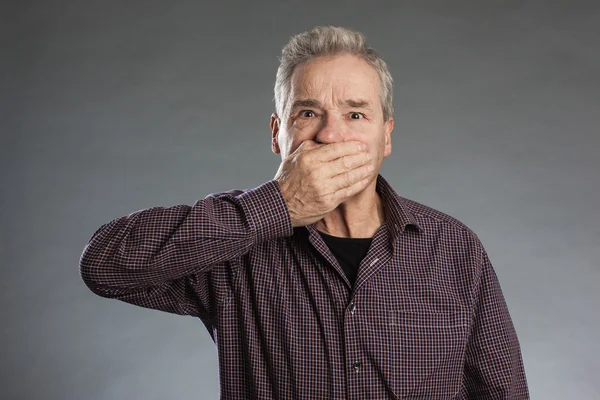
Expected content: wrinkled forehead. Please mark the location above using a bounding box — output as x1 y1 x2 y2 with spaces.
288 55 381 106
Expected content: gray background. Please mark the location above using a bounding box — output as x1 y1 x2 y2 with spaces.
2 0 599 399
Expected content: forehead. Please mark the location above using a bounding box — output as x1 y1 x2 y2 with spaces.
289 54 381 101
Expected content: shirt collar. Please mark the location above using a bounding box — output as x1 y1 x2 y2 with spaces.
376 174 423 236
303 174 422 239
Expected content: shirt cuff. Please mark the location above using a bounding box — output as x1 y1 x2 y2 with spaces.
237 180 294 242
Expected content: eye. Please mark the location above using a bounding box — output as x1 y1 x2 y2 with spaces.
349 112 364 120
300 110 316 118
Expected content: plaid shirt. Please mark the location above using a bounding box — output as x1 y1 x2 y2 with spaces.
80 174 529 399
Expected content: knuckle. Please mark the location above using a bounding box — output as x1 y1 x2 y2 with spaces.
297 150 307 161
313 179 323 192
341 156 351 170
346 171 354 186
306 168 322 178
298 153 311 166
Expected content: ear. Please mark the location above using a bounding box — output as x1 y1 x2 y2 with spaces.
383 117 394 158
270 113 281 154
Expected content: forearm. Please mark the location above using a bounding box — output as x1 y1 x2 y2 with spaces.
79 180 293 293
463 248 529 399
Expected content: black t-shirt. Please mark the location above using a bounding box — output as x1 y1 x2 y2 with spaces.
317 231 373 287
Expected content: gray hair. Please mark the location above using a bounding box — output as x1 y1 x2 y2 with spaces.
274 26 394 122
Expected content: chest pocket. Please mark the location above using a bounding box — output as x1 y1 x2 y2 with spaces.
382 306 471 399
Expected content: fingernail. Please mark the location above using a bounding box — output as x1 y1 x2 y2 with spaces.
358 143 367 151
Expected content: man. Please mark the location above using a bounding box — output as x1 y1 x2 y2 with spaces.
80 26 529 399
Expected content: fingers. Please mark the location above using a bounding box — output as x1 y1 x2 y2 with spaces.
310 141 366 163
332 151 372 175
296 140 319 152
333 167 374 203
276 139 376 228
329 162 374 193
291 139 373 192
295 141 370 176
294 139 324 156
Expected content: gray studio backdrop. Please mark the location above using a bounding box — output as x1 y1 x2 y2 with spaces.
2 1 599 399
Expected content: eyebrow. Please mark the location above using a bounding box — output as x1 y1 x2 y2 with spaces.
345 99 372 109
290 99 373 110
291 99 322 109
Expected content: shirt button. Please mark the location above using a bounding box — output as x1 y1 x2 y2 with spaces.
353 361 362 371
349 302 356 315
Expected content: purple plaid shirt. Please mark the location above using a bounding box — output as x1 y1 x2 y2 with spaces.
80 174 529 399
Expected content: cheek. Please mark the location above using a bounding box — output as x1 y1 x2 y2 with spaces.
279 135 304 158
367 133 388 161
289 139 304 154
293 118 319 131
348 121 367 133
281 125 316 156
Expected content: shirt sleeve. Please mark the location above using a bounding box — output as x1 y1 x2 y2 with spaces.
79 180 293 318
462 247 530 399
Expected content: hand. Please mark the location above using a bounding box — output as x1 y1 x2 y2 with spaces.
274 140 374 228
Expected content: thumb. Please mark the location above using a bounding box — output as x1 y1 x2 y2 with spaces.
297 139 321 153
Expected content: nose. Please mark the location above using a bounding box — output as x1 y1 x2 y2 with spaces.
315 113 346 144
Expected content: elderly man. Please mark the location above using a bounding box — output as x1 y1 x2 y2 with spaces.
80 26 529 399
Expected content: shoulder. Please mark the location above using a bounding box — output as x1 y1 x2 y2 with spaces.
204 188 247 199
401 196 471 231
398 195 485 253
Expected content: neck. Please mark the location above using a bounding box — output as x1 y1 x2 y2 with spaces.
313 179 384 238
